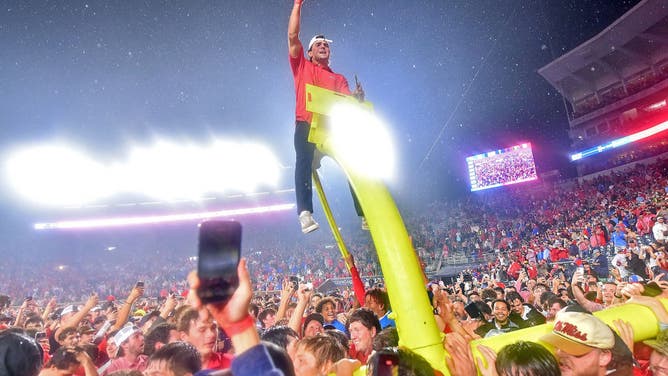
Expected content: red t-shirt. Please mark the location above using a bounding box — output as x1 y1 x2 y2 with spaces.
507 262 522 280
348 343 370 364
204 351 234 370
289 46 351 123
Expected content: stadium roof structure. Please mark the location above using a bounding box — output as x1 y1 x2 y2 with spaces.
538 0 668 111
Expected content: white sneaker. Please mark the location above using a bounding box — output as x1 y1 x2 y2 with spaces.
361 217 370 231
299 211 319 234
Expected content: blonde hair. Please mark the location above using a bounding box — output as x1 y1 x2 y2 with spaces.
296 335 346 369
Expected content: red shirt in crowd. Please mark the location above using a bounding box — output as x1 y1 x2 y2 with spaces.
204 352 234 370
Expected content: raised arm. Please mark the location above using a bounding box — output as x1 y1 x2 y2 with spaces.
570 270 601 312
111 285 144 332
56 293 99 340
288 0 305 58
275 277 296 322
14 298 30 327
344 254 366 306
208 259 259 355
41 298 57 323
159 294 178 321
289 284 313 337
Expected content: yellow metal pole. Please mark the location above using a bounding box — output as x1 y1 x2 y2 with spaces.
312 170 351 264
305 84 448 375
472 298 668 354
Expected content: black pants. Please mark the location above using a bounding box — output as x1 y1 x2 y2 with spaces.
294 120 364 217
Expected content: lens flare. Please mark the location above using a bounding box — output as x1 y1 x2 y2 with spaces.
328 103 395 180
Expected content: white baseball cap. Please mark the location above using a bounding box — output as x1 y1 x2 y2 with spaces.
308 34 333 51
60 305 78 317
113 323 140 346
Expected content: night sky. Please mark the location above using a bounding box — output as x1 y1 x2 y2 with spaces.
0 1 640 252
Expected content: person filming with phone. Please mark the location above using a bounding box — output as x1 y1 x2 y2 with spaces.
570 268 618 312
187 220 290 375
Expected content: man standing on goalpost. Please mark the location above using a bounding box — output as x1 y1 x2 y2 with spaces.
287 0 366 234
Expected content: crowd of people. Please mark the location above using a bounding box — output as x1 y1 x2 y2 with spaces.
1 156 667 301
4 0 668 372
571 63 668 119
470 148 538 189
1 213 668 376
1 152 667 375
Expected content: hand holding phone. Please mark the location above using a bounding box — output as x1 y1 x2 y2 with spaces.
35 331 47 341
372 348 399 376
188 256 254 333
289 276 299 291
197 220 242 305
464 302 483 320
642 281 663 297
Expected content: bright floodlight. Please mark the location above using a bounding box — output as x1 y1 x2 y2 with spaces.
5 138 283 206
328 103 395 180
118 140 281 200
5 145 112 206
34 203 295 230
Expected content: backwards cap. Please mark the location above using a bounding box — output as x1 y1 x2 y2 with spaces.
308 35 333 51
113 323 140 346
60 305 78 317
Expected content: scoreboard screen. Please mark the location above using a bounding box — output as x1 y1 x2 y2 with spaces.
466 143 538 192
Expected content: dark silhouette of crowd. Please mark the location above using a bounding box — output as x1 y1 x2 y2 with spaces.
571 64 668 119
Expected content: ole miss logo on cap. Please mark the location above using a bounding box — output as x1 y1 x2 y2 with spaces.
554 320 588 342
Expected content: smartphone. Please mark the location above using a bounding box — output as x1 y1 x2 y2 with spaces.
289 276 299 291
642 282 663 297
135 281 144 288
35 331 47 341
464 302 483 320
373 349 399 376
197 220 242 304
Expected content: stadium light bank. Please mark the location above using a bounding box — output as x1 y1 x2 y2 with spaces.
5 138 284 207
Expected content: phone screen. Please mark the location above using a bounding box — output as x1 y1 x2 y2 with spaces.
197 220 242 304
464 302 483 320
35 331 47 341
289 276 299 291
642 282 663 297
374 350 399 376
